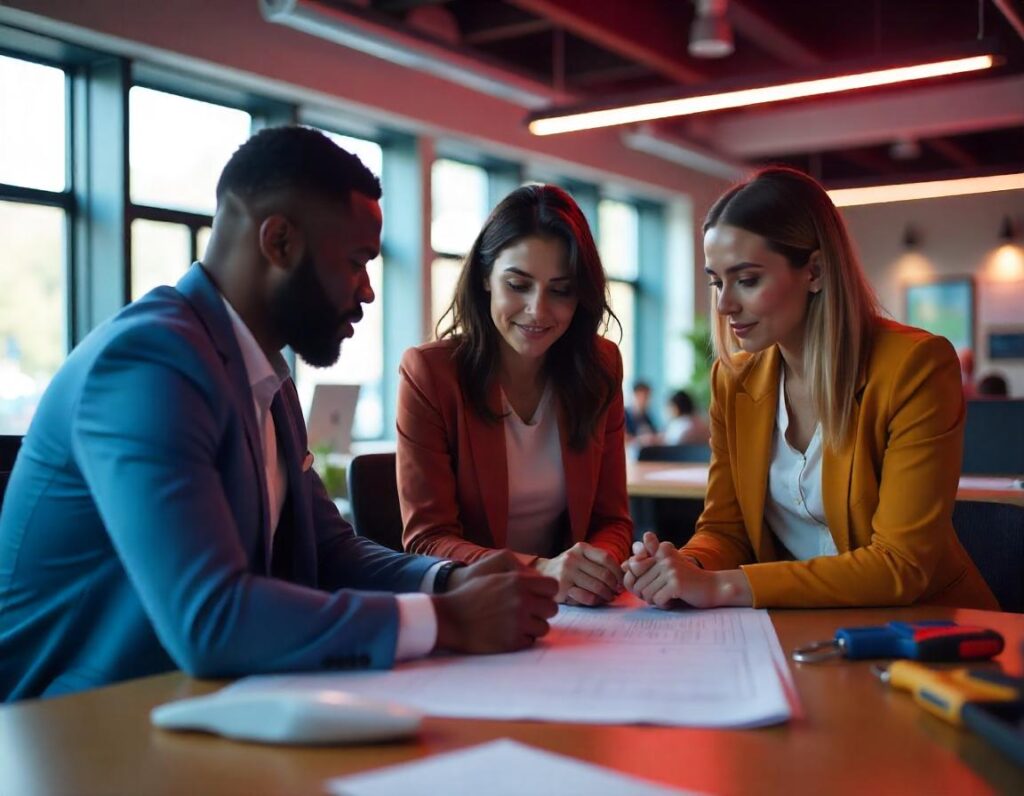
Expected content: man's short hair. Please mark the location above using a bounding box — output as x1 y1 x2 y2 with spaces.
633 381 651 393
215 125 382 206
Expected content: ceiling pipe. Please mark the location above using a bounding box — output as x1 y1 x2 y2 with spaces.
991 0 1024 42
259 0 570 108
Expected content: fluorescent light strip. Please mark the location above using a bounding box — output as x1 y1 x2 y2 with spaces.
829 173 1024 207
529 55 994 136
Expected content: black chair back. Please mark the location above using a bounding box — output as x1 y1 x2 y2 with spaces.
952 500 1024 613
346 452 404 552
631 444 707 546
0 435 23 512
962 400 1024 476
637 444 712 463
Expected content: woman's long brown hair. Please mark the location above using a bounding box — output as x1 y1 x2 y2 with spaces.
436 184 619 450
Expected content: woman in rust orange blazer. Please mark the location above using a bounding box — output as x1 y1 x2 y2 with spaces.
397 185 633 606
625 167 997 610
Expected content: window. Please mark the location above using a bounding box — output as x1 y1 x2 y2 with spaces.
0 54 66 192
293 131 386 440
129 86 251 215
129 87 251 299
130 219 192 298
430 159 489 334
0 55 69 433
598 199 640 390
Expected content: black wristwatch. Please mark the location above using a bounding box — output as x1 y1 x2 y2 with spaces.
434 561 466 593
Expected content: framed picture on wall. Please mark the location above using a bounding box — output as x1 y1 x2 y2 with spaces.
905 276 974 351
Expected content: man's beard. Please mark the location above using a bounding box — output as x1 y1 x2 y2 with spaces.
269 251 360 368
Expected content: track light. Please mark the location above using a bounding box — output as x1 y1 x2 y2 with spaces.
689 0 734 59
828 172 1024 207
999 215 1019 242
528 52 995 136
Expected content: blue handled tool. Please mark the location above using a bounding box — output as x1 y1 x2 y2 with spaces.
791 620 1005 663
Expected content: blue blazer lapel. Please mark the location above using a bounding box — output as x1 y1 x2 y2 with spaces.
176 264 273 572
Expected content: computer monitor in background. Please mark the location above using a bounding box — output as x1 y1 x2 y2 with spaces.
305 384 361 454
962 399 1024 476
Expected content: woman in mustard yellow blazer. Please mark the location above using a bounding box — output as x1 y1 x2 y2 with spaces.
398 185 633 606
625 167 997 610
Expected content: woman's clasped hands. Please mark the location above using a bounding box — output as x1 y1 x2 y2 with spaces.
622 532 753 609
535 542 624 606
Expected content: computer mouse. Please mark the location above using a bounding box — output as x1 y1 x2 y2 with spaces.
151 688 423 745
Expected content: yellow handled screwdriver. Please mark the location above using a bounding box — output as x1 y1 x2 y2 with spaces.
872 660 1021 726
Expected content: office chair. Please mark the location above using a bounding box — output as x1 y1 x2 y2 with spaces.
952 500 1024 613
637 444 712 463
0 435 22 511
632 444 708 546
962 400 1024 476
346 452 404 552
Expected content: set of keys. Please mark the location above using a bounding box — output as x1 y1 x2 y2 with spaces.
792 620 1024 767
791 620 1005 663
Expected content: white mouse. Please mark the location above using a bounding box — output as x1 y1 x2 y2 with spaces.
151 688 423 745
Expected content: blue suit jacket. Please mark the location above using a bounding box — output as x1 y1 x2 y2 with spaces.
0 265 438 701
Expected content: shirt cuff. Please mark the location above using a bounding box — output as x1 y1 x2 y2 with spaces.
394 593 437 661
420 560 447 593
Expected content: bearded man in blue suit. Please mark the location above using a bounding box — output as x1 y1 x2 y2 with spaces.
0 127 557 701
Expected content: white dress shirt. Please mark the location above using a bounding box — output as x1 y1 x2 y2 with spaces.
763 372 838 561
220 296 438 659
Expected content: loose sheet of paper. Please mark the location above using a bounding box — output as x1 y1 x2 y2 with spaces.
228 602 792 728
326 739 697 796
642 466 710 483
958 475 1020 490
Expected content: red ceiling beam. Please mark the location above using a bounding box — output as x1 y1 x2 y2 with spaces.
729 1 822 67
505 0 708 84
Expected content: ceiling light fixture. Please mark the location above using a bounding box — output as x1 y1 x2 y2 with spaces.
829 172 1024 207
999 215 1019 242
528 53 995 136
689 0 734 59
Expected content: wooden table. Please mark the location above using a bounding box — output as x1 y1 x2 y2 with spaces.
628 461 1024 507
2 607 1022 795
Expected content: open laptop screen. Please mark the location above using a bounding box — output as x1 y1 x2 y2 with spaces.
305 384 361 454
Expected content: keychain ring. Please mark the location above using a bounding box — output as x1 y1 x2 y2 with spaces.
791 638 844 663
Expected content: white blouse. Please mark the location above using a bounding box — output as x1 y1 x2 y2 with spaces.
763 373 838 561
502 386 567 557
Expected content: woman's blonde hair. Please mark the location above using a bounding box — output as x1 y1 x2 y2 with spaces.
703 166 880 450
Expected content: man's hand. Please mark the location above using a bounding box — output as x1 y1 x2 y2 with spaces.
433 553 558 654
534 542 623 606
444 548 522 592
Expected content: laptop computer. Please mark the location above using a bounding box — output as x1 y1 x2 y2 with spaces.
305 384 361 454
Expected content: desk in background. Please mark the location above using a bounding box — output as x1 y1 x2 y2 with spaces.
2 607 1022 795
628 461 1024 507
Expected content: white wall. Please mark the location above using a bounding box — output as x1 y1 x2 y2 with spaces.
841 191 1024 396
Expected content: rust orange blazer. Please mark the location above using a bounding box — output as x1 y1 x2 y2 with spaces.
397 337 633 566
683 319 997 610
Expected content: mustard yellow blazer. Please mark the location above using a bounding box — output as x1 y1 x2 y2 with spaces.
683 319 997 609
396 337 633 566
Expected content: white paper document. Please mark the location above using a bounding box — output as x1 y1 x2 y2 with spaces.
228 603 792 728
325 739 697 796
958 475 1020 490
643 466 710 483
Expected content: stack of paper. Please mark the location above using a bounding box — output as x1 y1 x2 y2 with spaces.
228 602 793 728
